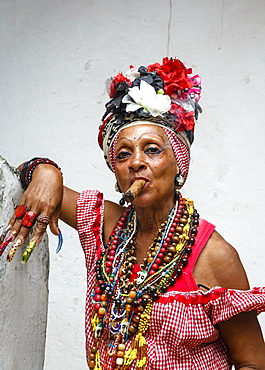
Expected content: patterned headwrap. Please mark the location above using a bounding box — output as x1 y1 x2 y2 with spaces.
98 57 202 183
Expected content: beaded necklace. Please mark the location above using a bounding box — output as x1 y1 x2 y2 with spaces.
89 193 199 370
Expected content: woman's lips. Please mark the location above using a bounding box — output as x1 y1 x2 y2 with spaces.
130 177 149 186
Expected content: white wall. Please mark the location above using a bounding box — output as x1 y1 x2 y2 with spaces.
1 1 265 369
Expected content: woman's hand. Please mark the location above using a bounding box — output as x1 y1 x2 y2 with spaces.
1 163 64 262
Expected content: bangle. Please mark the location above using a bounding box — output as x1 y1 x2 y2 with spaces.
20 157 62 190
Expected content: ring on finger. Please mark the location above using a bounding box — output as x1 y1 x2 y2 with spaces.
36 214 50 225
15 205 29 219
21 211 37 228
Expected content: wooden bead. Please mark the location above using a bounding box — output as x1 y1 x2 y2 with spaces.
117 351 125 358
125 304 133 312
179 217 188 225
168 246 176 254
128 324 138 335
176 226 183 234
129 290 137 299
163 255 172 263
98 307 106 315
88 360 95 369
91 346 97 354
172 235 180 243
142 294 151 300
132 314 140 323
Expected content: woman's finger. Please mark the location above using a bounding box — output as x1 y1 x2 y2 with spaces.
0 225 11 244
49 216 59 235
21 238 38 264
0 233 15 257
20 218 49 263
6 238 24 262
30 217 49 244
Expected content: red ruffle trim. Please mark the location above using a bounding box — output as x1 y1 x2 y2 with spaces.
158 287 226 305
158 287 265 306
93 192 103 260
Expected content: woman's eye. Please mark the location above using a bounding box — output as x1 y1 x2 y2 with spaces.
116 151 131 160
145 147 163 155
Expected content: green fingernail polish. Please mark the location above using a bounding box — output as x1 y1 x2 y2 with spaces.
21 240 37 264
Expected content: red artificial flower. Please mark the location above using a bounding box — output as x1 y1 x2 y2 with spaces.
170 103 196 131
148 57 193 96
109 73 131 98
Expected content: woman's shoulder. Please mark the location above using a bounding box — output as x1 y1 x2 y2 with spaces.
194 230 250 290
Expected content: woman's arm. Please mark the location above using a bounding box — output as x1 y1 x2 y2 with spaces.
218 311 265 370
194 231 265 369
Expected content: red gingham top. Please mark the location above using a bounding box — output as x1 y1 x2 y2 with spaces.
77 190 265 370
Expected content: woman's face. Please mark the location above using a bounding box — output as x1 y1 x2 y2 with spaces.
115 123 179 209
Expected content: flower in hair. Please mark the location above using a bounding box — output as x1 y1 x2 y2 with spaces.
109 73 131 98
169 103 195 131
131 66 164 92
148 57 192 97
125 66 140 81
100 57 202 150
122 81 171 117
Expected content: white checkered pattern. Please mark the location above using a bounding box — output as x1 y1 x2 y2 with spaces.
77 190 265 369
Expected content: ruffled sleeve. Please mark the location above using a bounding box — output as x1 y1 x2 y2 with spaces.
159 286 265 325
206 287 265 325
76 190 104 271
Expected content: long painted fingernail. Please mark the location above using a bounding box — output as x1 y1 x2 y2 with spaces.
0 225 11 244
21 239 37 264
0 234 15 257
7 239 22 262
56 229 63 253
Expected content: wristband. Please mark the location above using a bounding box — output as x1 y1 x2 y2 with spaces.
20 157 62 190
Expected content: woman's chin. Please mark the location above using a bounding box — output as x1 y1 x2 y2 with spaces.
131 193 174 210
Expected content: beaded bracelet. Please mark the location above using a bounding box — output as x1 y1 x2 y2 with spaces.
20 157 62 190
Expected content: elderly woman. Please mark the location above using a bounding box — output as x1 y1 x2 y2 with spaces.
1 57 265 370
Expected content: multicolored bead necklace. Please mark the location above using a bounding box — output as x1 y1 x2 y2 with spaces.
89 193 199 370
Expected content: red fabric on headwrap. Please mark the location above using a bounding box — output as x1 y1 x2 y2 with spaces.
162 127 190 183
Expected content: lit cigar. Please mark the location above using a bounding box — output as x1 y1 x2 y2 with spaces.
119 179 146 205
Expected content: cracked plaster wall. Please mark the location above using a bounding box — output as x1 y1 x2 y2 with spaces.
0 156 49 370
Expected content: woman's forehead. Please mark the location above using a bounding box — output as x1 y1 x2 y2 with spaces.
118 124 168 142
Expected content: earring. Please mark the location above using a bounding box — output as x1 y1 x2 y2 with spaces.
115 181 122 193
174 173 185 187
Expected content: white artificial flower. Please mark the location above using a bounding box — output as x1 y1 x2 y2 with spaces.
122 80 171 117
125 67 140 81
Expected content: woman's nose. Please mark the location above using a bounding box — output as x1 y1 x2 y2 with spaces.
129 151 146 172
